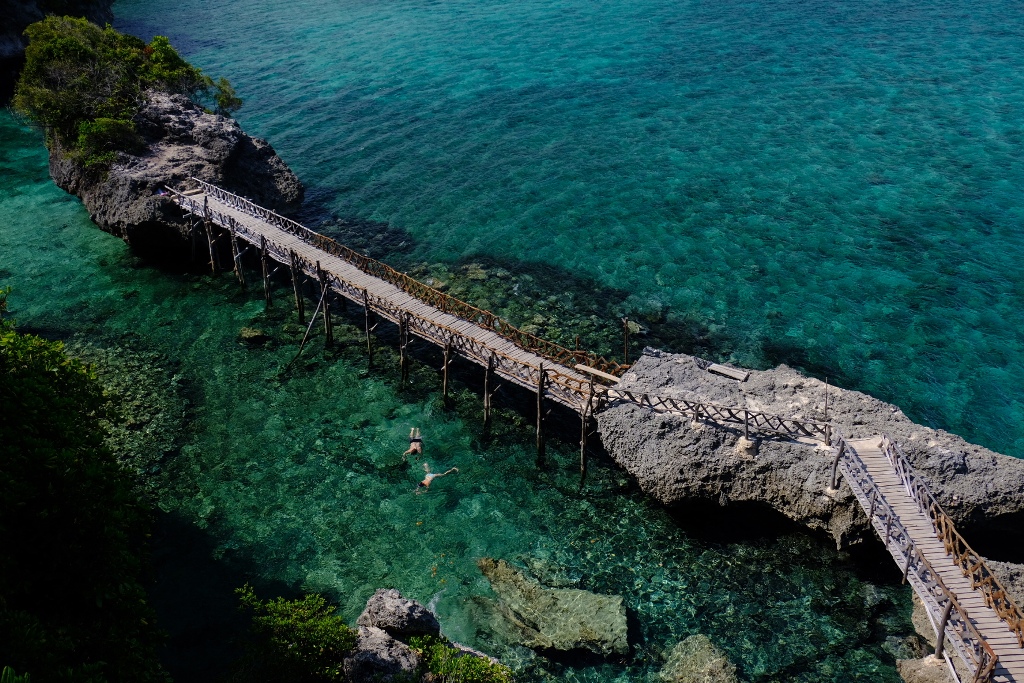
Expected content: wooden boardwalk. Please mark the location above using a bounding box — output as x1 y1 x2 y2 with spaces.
168 180 1024 682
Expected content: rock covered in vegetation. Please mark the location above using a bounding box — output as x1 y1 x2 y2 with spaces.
343 626 421 683
49 91 302 250
658 634 738 683
0 0 112 89
596 349 1024 553
357 588 441 637
477 557 629 657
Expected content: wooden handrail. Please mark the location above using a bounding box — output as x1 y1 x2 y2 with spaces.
176 179 630 379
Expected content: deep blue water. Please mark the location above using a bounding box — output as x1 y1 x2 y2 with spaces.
3 0 1024 679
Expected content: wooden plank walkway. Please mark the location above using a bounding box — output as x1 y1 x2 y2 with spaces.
845 437 1023 683
168 183 600 413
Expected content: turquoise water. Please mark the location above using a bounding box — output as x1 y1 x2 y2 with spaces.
5 0 1024 678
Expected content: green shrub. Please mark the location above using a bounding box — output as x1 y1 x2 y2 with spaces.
0 667 31 683
410 636 514 683
232 584 357 682
0 306 166 682
13 17 239 167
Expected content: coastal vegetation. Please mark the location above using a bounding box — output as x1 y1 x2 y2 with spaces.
13 16 241 168
0 293 166 681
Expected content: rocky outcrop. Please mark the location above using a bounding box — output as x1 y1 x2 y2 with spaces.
896 656 954 683
357 588 441 638
1 0 113 95
477 557 629 657
343 626 420 683
596 349 1024 555
658 634 738 683
49 91 302 252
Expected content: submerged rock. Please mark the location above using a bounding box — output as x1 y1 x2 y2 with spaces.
49 91 303 253
477 557 628 657
596 349 1024 552
343 626 420 683
357 588 441 638
658 634 738 683
238 327 270 344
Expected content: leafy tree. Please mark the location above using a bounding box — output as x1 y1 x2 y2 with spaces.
13 17 240 167
232 585 357 682
0 307 167 682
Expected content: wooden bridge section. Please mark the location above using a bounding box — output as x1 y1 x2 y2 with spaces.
168 180 1024 683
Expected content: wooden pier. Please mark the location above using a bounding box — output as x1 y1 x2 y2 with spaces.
168 179 1023 683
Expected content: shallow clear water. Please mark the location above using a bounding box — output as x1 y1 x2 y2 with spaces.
4 0 1024 678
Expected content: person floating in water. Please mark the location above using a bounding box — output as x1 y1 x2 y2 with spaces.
403 428 422 460
416 462 458 493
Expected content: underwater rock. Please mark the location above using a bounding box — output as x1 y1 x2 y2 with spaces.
49 91 303 253
238 327 270 344
896 655 954 683
477 557 628 657
596 349 1024 550
357 588 441 637
658 634 738 683
342 626 420 683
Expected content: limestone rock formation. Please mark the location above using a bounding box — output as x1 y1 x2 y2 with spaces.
658 634 738 683
596 348 1024 553
343 626 420 683
477 557 629 657
896 655 954 683
357 588 441 638
49 91 303 252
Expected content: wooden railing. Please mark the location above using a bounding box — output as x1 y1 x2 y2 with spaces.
602 387 831 442
880 435 1024 649
177 179 629 380
830 432 999 683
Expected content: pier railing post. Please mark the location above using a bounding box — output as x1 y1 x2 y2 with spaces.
536 363 546 468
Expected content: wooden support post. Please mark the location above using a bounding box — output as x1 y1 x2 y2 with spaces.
830 440 845 490
260 236 272 307
203 197 217 275
442 339 452 404
902 542 912 584
580 381 594 484
622 316 631 364
289 251 305 324
190 218 197 263
399 315 410 383
317 263 332 347
743 410 749 441
536 363 546 468
884 514 893 543
483 354 494 433
363 289 373 367
230 224 246 288
934 600 954 660
824 377 829 421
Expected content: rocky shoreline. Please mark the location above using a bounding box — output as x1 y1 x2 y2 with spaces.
596 348 1024 588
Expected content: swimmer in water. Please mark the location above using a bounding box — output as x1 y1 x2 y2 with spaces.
403 428 422 461
416 462 458 493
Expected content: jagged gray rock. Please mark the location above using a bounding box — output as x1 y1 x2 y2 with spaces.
342 626 420 683
596 349 1024 553
49 91 303 251
658 634 738 683
477 557 628 657
357 588 441 637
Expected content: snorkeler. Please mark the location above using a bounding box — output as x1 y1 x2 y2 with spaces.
416 462 458 493
403 428 422 460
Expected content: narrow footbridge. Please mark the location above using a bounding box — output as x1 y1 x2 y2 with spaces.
168 180 1023 682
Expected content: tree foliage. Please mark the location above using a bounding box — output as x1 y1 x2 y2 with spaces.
232 585 357 682
0 309 166 682
13 16 242 167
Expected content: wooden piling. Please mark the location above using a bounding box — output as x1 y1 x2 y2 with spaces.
399 315 409 383
830 440 845 490
580 381 594 484
260 235 272 306
230 224 246 288
483 353 494 432
536 363 546 468
190 218 197 263
622 316 630 364
204 197 217 275
934 600 954 660
442 339 452 404
317 263 332 346
363 289 373 366
289 250 305 324
743 410 749 441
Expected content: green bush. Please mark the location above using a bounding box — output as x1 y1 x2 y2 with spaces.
0 308 166 682
0 667 31 683
410 636 514 683
13 17 240 167
232 584 357 682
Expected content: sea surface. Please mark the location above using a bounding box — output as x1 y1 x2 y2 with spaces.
3 0 1024 679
